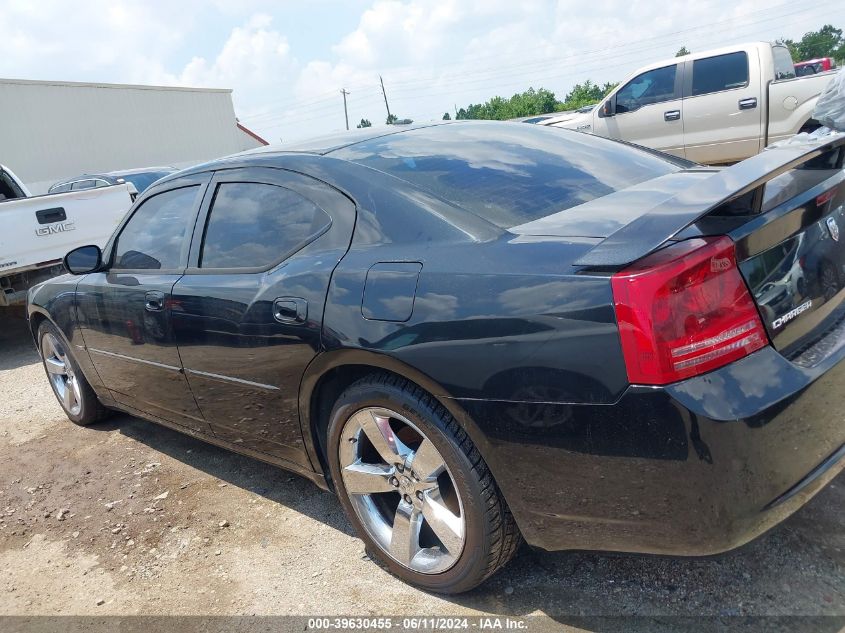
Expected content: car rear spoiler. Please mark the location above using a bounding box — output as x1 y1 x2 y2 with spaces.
574 132 845 268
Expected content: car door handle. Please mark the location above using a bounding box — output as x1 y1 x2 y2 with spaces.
739 97 757 110
664 110 681 121
273 297 307 324
144 290 165 312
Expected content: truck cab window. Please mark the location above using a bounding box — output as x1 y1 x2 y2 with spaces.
691 52 749 95
615 65 678 113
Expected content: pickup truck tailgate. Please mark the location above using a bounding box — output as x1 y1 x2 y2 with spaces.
0 185 132 275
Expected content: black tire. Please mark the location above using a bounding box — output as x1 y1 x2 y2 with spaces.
327 372 521 593
38 321 109 426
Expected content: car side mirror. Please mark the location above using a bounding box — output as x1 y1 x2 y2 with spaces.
126 182 139 201
601 100 615 117
64 245 102 275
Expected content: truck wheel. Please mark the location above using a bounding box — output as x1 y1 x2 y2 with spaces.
326 373 521 593
38 321 109 425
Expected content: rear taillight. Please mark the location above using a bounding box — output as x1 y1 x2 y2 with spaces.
611 236 768 385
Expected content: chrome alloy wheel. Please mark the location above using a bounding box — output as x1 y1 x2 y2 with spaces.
41 333 82 417
339 407 466 574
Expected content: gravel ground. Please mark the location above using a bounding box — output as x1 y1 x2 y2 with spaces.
0 307 843 630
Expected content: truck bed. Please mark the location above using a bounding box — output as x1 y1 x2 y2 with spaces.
768 70 839 145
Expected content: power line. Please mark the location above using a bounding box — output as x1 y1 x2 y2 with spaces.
238 0 834 130
384 3 832 103
241 0 820 126
386 0 832 96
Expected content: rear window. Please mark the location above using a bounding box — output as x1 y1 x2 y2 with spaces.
122 171 173 193
332 122 684 228
772 45 796 80
0 170 27 200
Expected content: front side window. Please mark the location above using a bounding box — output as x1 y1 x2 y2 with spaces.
772 45 796 80
113 186 200 270
615 65 678 113
50 183 72 194
691 52 749 96
200 182 330 269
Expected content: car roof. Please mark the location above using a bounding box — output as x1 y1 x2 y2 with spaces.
241 122 450 156
636 41 770 74
51 174 115 186
51 166 177 188
104 166 176 176
158 120 692 197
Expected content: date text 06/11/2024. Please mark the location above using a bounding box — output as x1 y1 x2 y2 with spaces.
306 617 529 630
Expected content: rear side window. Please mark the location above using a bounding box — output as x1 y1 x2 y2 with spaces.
50 183 72 194
71 179 97 191
113 186 200 270
334 122 684 228
200 182 330 269
691 52 749 95
616 65 678 113
772 45 796 80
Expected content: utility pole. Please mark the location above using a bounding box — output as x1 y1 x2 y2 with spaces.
340 88 350 130
379 75 392 121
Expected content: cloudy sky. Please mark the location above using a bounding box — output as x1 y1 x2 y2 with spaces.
2 0 843 143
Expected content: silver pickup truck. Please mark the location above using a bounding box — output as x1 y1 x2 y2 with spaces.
542 42 838 164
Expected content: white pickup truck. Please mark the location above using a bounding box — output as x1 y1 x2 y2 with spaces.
0 164 133 306
542 42 838 164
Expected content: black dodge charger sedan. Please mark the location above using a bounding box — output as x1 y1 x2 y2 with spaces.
28 122 845 593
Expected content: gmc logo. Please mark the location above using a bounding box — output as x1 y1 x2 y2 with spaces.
36 221 76 237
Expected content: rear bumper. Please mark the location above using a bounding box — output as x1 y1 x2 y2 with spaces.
457 344 845 555
1 263 64 307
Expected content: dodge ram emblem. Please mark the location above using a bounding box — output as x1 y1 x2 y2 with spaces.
826 217 839 242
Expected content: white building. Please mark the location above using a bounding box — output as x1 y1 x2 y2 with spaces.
0 78 267 194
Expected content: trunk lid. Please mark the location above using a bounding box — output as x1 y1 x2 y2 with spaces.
736 153 845 359
509 170 717 238
517 132 845 365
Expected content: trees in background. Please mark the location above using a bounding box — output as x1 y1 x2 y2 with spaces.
561 80 617 109
364 24 843 126
356 118 372 128
455 82 616 121
780 24 845 62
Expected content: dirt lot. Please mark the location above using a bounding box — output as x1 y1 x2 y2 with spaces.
0 308 843 628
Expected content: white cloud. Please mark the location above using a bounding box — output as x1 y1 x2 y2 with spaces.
278 0 843 143
173 14 293 88
0 0 190 80
1 0 843 143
